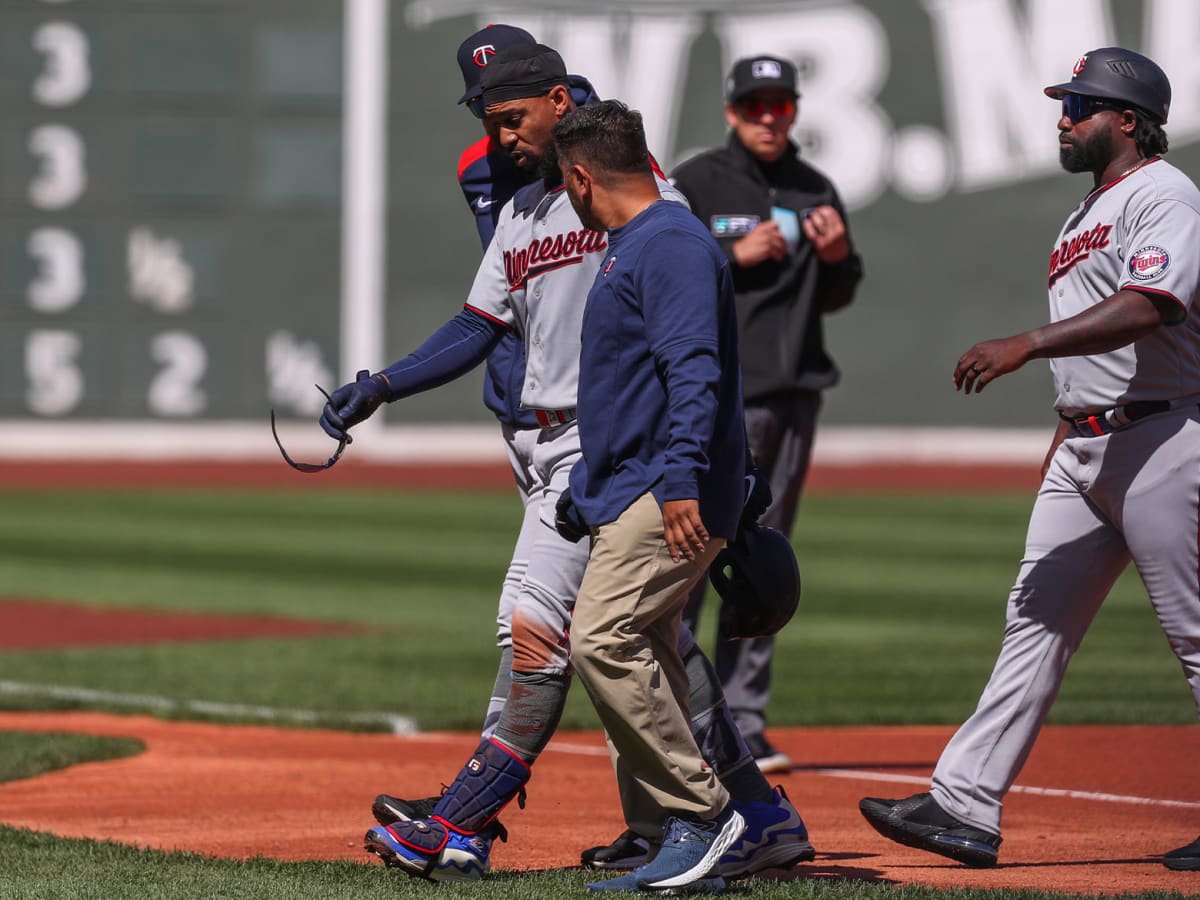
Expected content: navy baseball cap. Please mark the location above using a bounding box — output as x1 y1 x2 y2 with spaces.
725 55 799 102
456 24 536 106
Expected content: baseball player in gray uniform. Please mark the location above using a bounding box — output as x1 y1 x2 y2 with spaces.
859 47 1200 872
320 43 812 883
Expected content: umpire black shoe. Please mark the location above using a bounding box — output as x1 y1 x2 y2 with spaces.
1164 835 1200 870
743 732 792 774
581 829 655 870
859 792 1001 868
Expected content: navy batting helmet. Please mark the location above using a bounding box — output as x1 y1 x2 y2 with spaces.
710 524 801 640
1044 47 1171 123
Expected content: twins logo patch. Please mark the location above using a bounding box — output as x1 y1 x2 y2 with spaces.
710 214 759 237
1128 245 1169 280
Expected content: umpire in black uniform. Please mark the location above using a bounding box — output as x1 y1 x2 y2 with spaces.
673 54 863 772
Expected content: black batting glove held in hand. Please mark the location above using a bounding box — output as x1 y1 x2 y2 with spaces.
318 369 391 443
740 466 772 531
554 487 589 543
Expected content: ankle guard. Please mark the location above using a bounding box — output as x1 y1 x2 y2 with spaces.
432 738 531 835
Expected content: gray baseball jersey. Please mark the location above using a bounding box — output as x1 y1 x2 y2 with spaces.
1047 158 1200 415
465 175 685 413
930 156 1200 835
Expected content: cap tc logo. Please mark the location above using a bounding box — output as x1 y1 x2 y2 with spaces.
1072 54 1088 76
752 59 782 79
472 44 497 67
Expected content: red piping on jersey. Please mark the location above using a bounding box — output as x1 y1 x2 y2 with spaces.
465 304 513 329
458 136 494 180
648 152 666 179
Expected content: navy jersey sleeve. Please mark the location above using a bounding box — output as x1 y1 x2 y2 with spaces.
378 308 507 399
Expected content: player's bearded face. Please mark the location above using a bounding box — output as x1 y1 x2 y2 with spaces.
1059 120 1114 174
484 93 562 172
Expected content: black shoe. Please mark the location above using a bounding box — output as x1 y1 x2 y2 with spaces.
859 792 1001 868
743 732 792 774
1164 835 1200 871
372 794 439 826
580 828 654 870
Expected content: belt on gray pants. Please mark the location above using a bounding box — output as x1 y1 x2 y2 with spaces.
1059 399 1172 437
532 407 576 427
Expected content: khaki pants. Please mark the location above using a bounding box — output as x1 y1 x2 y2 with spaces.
570 491 729 837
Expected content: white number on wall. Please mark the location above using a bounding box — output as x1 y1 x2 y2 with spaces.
32 21 91 107
28 124 87 210
26 329 83 416
149 331 207 416
27 227 84 312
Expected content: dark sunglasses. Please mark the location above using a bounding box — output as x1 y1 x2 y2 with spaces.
466 96 486 119
269 384 349 474
1061 94 1128 124
737 96 796 120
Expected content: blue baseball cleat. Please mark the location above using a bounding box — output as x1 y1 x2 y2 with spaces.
364 817 497 882
719 785 815 877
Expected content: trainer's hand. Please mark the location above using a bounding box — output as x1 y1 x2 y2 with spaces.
740 466 773 531
663 499 708 563
319 369 391 443
733 222 788 267
953 335 1034 395
554 488 589 543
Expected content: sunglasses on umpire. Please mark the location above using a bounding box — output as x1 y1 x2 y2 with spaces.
736 96 796 121
1061 94 1128 124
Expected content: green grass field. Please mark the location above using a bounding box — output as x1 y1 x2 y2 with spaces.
0 486 1194 899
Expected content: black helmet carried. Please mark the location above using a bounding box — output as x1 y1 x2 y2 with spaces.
1044 47 1171 123
709 523 801 640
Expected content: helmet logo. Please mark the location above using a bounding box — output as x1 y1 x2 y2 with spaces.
1073 54 1088 76
472 44 497 67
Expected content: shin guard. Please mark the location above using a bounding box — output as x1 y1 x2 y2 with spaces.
431 738 531 835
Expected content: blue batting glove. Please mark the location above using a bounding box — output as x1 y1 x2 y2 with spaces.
318 369 391 443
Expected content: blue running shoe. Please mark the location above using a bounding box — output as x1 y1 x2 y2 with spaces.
364 817 495 882
632 806 745 891
719 785 815 877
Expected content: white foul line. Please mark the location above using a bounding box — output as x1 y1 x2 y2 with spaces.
0 680 418 736
815 768 1200 811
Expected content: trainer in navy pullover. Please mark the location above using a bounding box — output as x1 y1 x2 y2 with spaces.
570 200 747 537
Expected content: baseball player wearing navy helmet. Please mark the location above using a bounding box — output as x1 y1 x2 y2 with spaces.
859 46 1200 872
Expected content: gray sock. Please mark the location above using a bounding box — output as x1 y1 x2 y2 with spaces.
492 669 571 764
480 645 515 739
684 644 775 805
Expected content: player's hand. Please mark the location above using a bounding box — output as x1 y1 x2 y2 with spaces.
663 499 708 563
554 487 589 543
733 222 789 267
953 335 1035 394
318 369 391 442
802 205 850 264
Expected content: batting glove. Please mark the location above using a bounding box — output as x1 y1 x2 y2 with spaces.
554 488 589 543
319 369 391 443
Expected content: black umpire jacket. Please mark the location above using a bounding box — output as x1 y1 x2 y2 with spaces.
670 134 863 403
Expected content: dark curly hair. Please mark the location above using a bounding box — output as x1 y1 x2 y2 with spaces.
1133 111 1169 157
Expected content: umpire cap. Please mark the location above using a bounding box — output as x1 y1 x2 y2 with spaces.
1044 46 1171 123
710 523 801 640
